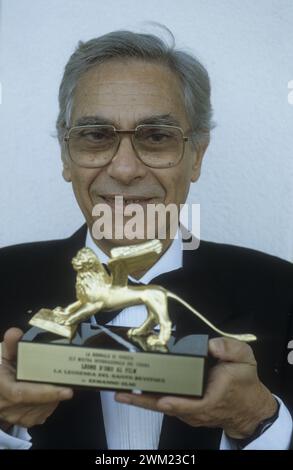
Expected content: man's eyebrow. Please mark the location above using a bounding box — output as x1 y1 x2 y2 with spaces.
73 114 181 128
74 116 113 126
136 114 181 127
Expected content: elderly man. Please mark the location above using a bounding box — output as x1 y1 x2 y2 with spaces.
0 29 292 450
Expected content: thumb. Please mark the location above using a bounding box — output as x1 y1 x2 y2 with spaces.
209 337 256 365
2 328 24 362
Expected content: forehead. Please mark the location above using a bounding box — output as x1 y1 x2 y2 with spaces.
70 60 189 127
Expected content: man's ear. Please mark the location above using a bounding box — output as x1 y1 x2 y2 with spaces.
190 138 209 182
62 154 72 182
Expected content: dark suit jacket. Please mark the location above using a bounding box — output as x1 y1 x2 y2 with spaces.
0 225 293 449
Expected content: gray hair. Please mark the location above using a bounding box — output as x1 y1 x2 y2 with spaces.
56 27 213 147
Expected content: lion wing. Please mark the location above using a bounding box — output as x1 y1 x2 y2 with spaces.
108 240 162 286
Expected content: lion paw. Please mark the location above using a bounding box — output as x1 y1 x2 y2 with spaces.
146 334 165 347
52 307 67 324
127 327 140 337
145 335 168 352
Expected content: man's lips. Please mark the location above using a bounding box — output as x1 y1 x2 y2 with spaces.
98 195 161 205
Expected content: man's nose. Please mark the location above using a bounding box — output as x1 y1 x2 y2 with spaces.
106 135 147 185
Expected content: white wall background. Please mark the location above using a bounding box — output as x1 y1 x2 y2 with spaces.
0 0 293 260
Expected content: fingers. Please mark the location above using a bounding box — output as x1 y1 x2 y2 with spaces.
0 328 73 405
25 401 59 426
115 392 161 412
114 340 260 432
1 373 74 405
115 392 167 412
0 401 59 428
0 374 73 428
115 340 257 415
0 328 74 430
209 337 256 365
2 328 24 362
115 392 204 417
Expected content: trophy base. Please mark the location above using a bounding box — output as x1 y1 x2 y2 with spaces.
17 325 209 397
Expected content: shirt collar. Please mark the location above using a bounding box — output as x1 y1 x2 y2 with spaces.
85 231 183 285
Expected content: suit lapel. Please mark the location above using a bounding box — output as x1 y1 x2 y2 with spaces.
153 246 236 449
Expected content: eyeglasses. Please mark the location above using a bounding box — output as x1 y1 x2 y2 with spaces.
64 124 190 169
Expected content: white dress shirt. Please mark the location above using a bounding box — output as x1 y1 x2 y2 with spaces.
0 231 292 449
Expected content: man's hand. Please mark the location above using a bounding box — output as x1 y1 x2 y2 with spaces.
115 337 278 439
0 328 73 431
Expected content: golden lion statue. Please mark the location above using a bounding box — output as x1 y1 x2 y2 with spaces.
30 240 256 347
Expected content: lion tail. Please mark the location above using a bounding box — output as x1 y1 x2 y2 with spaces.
166 291 256 342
